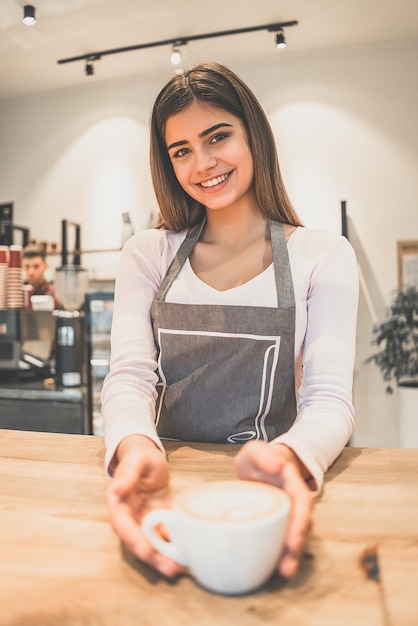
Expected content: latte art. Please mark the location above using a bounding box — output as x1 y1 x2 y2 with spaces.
178 481 285 522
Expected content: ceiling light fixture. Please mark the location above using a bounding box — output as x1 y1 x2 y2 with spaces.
275 29 287 50
170 41 186 66
85 61 94 76
22 5 36 26
57 20 298 76
170 47 181 65
84 55 101 77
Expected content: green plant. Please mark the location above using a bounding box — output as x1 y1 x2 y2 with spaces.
368 286 418 393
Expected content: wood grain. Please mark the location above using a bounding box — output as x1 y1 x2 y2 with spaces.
0 430 417 626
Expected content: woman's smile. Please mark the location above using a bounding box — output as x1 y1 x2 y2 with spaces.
198 171 232 189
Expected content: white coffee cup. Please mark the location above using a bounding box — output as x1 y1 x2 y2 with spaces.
142 480 291 595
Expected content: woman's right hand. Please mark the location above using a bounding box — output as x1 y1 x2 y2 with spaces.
106 434 185 578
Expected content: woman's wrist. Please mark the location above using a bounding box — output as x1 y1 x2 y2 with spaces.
270 443 316 489
116 434 163 464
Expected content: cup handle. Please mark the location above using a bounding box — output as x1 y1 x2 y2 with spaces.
142 509 188 566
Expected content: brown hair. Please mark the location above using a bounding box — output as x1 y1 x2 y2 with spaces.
22 244 47 261
150 62 303 232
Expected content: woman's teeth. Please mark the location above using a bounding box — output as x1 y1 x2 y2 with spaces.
200 173 229 188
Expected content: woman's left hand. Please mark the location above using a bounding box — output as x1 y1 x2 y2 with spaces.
234 440 314 579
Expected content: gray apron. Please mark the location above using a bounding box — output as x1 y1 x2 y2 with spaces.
150 219 296 443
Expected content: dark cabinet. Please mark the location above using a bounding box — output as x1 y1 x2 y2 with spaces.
0 384 88 434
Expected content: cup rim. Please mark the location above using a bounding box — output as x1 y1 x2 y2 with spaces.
174 479 291 524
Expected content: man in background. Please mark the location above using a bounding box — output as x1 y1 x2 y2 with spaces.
22 244 63 309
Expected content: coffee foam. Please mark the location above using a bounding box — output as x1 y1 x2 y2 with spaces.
177 481 287 522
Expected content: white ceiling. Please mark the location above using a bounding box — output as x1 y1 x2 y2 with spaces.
1 0 418 102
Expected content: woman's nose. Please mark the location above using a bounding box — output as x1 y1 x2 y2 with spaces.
194 147 217 172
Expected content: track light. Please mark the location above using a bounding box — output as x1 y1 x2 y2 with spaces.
85 61 94 76
170 46 182 66
84 55 101 76
170 40 187 66
23 5 36 26
275 29 287 50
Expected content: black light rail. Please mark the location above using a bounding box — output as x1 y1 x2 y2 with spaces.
57 20 299 66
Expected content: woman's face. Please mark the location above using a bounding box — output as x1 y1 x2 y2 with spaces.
165 101 255 213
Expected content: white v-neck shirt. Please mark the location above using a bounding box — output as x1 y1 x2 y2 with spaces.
168 257 277 307
102 225 359 491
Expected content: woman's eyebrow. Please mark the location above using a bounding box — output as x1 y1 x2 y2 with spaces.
199 122 233 138
166 122 233 152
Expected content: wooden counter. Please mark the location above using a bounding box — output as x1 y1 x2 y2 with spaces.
0 429 417 626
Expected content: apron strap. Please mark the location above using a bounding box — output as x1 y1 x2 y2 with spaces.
269 219 295 309
156 219 206 302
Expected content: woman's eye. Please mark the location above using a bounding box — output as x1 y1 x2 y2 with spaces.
172 147 190 158
210 132 228 144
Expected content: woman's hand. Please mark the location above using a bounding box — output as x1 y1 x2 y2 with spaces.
234 440 314 579
107 434 185 578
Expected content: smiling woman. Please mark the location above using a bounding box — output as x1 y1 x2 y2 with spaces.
101 61 359 587
150 62 301 233
165 102 255 217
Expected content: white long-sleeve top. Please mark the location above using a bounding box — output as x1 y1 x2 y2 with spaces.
102 225 359 490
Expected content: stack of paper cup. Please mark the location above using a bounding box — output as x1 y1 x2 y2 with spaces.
0 245 8 309
6 244 24 309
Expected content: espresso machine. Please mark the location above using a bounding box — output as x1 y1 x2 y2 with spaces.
53 220 88 387
0 308 56 377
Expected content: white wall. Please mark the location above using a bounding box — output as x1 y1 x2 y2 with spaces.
1 40 417 446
